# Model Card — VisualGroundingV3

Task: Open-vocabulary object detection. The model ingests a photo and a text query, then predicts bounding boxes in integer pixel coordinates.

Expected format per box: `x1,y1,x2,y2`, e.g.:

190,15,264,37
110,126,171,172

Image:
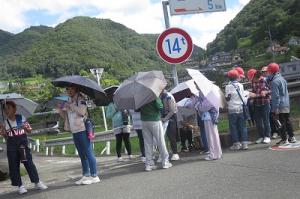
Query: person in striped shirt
0,101,47,194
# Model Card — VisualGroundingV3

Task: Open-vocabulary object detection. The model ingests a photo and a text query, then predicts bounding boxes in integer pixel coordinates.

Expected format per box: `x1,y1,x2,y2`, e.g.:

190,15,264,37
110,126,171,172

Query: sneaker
75,176,90,185
241,142,248,150
200,150,209,154
263,137,271,144
156,156,162,163
162,162,173,169
170,154,180,161
82,176,100,184
0,146,3,152
204,156,216,161
35,181,48,190
288,137,297,143
145,165,157,172
117,157,124,162
141,156,146,163
276,139,289,146
128,155,133,160
230,142,241,150
18,185,28,194
255,138,264,144
271,133,278,139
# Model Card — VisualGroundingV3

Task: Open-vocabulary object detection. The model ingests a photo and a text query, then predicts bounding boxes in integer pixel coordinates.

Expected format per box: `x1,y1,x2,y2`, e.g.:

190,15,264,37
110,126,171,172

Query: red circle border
156,27,193,64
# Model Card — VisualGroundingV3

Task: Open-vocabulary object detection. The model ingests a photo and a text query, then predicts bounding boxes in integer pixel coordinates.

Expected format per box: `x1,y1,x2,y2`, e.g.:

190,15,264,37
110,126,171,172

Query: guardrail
40,129,137,156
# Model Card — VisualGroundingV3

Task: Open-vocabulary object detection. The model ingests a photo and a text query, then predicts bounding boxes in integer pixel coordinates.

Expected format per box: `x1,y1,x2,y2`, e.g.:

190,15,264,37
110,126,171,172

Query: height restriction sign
156,27,193,64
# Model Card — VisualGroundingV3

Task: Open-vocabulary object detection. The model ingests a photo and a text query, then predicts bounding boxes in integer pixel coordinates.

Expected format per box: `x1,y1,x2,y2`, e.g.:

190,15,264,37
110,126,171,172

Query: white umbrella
170,80,199,102
186,69,224,109
0,93,38,121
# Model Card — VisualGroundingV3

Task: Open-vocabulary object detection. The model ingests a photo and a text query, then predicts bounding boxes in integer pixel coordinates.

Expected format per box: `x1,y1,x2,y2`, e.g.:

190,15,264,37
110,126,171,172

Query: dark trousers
7,148,39,186
279,113,294,140
198,117,208,151
270,112,278,136
254,104,271,138
136,129,145,157
180,128,193,148
166,118,178,154
115,133,131,157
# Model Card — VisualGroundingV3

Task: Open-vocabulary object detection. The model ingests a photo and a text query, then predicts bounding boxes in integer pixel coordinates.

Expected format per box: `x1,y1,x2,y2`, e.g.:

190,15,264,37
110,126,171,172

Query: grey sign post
90,68,110,155
162,0,226,86
162,1,179,86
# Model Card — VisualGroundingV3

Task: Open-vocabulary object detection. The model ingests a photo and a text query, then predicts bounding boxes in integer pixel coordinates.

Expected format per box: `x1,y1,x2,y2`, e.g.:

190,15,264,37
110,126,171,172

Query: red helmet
235,67,245,78
267,63,280,73
227,69,239,79
247,69,257,81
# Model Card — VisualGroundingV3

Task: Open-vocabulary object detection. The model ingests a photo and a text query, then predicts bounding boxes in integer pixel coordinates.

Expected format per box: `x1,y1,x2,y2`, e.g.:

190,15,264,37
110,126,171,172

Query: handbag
231,83,251,121
76,97,95,140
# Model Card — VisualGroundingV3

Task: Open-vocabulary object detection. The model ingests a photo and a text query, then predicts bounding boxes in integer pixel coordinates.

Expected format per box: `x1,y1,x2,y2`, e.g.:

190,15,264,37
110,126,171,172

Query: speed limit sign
156,27,193,64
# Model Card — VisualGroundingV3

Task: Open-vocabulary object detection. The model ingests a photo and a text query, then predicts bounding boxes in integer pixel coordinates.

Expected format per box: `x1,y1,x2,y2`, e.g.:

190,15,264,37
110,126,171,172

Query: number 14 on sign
165,37,186,54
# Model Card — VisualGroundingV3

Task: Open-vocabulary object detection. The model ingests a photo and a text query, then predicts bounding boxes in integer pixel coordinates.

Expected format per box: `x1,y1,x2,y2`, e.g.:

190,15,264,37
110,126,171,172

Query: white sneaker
156,156,162,163
170,154,180,161
162,162,173,169
230,142,241,150
117,157,124,162
141,157,146,163
18,185,28,194
145,165,157,172
288,137,297,143
271,133,278,139
75,176,90,185
255,138,264,144
82,176,100,185
263,137,271,144
35,181,48,190
0,146,3,152
241,142,248,150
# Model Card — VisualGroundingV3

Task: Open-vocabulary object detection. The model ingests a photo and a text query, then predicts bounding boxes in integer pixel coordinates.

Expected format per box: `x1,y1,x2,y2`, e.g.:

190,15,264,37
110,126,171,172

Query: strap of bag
231,82,246,106
6,118,15,134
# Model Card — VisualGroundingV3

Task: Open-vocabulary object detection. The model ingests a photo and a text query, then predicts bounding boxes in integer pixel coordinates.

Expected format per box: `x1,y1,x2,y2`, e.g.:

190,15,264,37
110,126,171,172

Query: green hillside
0,16,204,81
206,0,300,66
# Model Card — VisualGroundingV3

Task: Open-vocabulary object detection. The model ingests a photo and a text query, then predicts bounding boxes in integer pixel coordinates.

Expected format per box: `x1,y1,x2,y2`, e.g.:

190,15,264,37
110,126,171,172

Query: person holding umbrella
0,101,48,194
106,102,133,162
57,86,100,185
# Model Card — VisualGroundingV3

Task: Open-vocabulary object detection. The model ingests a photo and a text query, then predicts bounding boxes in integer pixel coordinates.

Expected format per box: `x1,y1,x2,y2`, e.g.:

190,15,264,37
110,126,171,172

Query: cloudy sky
0,0,250,49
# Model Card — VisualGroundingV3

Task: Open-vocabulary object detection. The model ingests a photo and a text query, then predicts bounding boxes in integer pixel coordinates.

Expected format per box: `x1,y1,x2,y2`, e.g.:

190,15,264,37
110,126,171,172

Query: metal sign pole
90,68,110,155
162,1,179,86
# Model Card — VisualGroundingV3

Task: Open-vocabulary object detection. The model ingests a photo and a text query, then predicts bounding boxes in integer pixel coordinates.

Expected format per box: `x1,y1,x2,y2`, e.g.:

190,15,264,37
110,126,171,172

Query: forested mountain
0,16,204,80
206,0,300,66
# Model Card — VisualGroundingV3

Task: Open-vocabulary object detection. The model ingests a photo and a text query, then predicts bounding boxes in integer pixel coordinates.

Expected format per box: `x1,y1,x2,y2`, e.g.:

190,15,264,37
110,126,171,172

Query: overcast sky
0,0,250,49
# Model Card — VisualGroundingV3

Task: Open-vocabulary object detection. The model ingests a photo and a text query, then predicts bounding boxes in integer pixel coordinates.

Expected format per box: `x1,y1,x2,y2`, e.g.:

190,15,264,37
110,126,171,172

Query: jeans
7,147,39,186
73,131,98,177
228,113,248,143
115,133,132,157
279,113,294,140
254,104,271,138
198,117,208,151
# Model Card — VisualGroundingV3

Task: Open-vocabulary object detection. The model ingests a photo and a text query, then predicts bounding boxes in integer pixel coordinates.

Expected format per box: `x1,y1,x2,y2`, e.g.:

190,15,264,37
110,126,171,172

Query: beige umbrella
113,71,167,110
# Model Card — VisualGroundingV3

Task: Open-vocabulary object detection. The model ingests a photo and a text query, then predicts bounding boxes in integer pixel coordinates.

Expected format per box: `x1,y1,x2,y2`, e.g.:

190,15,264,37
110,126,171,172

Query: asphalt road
0,137,300,199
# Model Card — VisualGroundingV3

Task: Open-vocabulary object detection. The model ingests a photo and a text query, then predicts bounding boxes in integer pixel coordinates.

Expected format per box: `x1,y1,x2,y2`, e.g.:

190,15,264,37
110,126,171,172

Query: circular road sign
156,27,193,64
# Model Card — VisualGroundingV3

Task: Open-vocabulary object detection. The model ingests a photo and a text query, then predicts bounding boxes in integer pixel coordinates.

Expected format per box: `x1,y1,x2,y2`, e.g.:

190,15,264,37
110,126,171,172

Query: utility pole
267,26,275,62
162,1,179,86
90,68,110,155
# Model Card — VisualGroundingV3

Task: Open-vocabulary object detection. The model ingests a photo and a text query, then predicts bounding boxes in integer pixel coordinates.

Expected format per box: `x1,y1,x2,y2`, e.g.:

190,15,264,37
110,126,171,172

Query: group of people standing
226,63,297,150
0,62,296,195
